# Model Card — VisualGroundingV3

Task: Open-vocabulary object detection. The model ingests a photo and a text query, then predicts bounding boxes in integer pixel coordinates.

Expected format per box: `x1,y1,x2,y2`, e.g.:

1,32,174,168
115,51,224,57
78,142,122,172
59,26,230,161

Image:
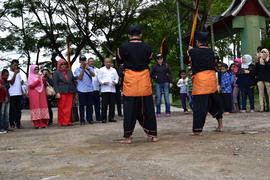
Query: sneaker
250,110,255,113
0,130,7,134
165,114,171,117
240,110,246,113
156,114,161,118
109,119,117,122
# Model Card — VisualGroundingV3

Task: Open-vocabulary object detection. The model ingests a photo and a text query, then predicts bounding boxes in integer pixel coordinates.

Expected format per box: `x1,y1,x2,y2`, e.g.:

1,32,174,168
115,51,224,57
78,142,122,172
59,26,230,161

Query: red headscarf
28,65,44,93
57,59,68,80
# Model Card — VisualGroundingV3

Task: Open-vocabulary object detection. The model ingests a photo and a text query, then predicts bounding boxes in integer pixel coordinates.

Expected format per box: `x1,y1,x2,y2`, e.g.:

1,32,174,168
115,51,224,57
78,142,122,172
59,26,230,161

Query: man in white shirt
8,60,23,128
97,58,119,123
88,57,101,122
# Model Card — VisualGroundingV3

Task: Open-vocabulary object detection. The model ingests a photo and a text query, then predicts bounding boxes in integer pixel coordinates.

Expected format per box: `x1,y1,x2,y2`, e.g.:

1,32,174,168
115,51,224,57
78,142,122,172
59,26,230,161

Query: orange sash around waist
192,70,217,95
123,69,152,97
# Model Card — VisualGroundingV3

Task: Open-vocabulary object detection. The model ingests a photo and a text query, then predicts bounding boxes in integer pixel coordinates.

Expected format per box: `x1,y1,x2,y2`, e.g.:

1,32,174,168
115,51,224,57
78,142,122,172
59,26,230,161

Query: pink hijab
28,65,44,93
232,58,241,74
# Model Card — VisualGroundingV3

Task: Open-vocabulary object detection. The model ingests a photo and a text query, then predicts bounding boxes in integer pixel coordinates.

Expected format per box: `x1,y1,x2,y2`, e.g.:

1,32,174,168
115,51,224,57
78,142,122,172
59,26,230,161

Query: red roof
237,0,269,16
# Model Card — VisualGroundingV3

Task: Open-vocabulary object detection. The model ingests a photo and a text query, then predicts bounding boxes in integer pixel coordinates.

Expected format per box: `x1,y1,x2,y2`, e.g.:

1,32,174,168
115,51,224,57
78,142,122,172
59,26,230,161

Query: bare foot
215,127,224,132
120,138,132,144
190,132,203,136
151,137,159,142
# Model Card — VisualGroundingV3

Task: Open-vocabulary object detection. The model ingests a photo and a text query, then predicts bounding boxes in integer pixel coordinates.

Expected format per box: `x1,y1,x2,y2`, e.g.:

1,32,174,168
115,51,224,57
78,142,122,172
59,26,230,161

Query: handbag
46,84,56,96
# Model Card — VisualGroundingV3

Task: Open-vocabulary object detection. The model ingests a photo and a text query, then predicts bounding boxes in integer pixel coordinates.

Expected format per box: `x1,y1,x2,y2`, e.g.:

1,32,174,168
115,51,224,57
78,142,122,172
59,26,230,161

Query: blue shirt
74,67,94,92
221,72,233,93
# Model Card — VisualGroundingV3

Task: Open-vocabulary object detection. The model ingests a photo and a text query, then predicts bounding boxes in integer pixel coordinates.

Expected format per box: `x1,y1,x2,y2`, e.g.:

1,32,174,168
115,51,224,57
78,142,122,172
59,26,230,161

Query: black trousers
47,96,53,124
92,91,101,121
221,93,232,112
78,92,93,123
193,93,223,133
115,85,122,116
101,92,115,122
123,95,157,138
9,95,22,128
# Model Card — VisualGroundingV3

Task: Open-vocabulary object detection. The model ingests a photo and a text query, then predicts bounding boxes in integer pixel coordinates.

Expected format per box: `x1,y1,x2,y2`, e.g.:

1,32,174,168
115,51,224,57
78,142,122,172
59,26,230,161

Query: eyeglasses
261,51,267,53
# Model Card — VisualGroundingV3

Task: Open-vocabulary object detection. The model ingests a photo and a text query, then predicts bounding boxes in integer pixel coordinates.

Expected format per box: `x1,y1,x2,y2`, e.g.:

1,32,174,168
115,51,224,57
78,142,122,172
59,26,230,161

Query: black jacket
236,64,256,88
150,63,172,83
53,70,77,94
255,61,270,82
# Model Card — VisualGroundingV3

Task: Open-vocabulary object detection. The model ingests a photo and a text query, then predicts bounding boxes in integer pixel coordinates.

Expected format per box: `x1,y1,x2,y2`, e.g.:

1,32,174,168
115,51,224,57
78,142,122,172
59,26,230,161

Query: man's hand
169,83,173,88
244,70,250,74
259,59,265,65
81,63,86,69
55,93,61,99
14,69,20,74
217,85,221,93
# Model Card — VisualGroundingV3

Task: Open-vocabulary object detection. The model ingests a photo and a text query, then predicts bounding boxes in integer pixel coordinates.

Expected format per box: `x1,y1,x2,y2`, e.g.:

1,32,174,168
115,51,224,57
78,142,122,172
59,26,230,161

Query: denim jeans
155,82,170,114
0,101,10,130
240,87,254,110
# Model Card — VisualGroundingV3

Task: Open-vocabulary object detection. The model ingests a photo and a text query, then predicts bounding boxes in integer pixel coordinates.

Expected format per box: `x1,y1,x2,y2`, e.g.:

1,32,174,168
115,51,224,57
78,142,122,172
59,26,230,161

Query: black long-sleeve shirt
117,40,152,71
185,47,215,75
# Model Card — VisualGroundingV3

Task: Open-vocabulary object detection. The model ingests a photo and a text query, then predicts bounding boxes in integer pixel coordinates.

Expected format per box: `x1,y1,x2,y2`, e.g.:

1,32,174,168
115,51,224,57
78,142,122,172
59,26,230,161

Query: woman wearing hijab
255,48,270,112
28,65,49,128
236,55,256,113
53,59,77,126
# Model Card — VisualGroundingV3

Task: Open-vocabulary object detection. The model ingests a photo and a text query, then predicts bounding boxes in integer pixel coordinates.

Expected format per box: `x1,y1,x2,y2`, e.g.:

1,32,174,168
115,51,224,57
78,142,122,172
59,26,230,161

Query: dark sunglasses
261,51,267,53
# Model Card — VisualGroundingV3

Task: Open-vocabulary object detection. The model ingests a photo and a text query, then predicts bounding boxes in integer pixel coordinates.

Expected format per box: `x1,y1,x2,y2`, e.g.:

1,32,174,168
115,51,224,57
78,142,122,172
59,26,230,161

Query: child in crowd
236,55,256,112
97,58,119,123
0,69,10,134
177,70,189,113
220,63,234,114
231,58,242,112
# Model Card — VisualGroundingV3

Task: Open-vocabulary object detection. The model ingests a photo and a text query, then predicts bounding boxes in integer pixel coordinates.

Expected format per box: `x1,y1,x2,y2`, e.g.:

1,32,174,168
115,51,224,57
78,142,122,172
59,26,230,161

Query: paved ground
0,106,270,180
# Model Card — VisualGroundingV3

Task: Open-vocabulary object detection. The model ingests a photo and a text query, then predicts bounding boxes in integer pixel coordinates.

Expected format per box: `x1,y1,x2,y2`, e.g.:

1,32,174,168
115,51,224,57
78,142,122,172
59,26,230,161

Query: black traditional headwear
128,25,142,35
195,31,209,43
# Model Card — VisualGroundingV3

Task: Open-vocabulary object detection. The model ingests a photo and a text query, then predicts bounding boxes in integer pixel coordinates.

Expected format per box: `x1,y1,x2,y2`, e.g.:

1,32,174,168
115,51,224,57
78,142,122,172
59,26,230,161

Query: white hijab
241,55,252,69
